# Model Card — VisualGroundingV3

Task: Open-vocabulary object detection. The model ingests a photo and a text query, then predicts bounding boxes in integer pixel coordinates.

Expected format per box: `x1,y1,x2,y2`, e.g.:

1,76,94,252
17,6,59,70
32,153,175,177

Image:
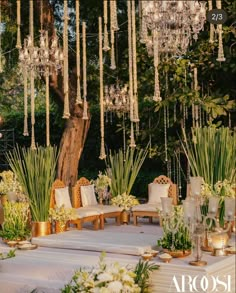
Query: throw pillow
55,187,72,209
148,183,170,204
81,184,98,207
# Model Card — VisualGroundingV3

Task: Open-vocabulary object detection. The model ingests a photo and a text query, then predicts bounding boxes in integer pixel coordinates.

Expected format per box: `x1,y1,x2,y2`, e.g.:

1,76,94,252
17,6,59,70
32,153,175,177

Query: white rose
107,281,123,292
97,272,113,282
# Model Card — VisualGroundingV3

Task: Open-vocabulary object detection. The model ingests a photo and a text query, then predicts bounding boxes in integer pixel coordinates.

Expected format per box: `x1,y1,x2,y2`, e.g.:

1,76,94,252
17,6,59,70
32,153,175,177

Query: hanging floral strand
29,0,36,149
62,0,70,119
103,0,110,51
153,29,161,102
216,0,225,62
127,0,133,122
131,0,139,123
16,0,21,49
23,62,29,136
0,1,3,73
99,17,106,160
208,0,214,43
75,0,82,105
82,22,88,120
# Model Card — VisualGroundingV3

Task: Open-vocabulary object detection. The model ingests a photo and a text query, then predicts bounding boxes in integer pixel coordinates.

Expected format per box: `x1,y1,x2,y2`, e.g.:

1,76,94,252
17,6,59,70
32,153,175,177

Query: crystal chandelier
140,1,207,56
19,31,63,75
104,83,130,114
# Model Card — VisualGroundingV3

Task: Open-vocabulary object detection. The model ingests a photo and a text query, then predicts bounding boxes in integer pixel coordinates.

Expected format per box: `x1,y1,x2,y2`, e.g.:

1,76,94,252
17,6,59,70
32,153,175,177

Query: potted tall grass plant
182,126,236,226
6,146,58,237
106,146,148,197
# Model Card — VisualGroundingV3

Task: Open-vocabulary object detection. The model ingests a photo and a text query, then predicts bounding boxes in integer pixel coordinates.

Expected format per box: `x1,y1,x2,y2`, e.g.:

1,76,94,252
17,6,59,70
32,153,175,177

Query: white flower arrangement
62,253,159,293
93,172,111,193
201,179,235,202
111,193,139,211
0,170,22,194
49,205,78,224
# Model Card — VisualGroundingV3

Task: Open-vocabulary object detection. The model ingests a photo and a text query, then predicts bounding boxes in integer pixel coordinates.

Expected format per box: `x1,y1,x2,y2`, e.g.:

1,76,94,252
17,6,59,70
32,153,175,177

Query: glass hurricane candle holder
190,176,203,197
161,197,173,216
208,197,219,217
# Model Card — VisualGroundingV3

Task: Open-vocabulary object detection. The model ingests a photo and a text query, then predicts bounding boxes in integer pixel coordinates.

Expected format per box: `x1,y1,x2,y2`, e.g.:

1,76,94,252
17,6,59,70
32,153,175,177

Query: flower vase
121,210,130,225
55,221,67,233
32,221,51,237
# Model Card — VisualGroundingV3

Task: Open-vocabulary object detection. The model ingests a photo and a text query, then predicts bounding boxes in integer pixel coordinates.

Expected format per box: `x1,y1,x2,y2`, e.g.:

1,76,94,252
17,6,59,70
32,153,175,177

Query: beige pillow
55,187,72,209
148,183,170,204
81,184,98,207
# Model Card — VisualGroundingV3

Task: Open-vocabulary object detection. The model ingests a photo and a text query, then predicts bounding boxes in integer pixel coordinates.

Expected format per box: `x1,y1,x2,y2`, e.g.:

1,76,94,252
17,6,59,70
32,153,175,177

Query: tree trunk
57,115,91,186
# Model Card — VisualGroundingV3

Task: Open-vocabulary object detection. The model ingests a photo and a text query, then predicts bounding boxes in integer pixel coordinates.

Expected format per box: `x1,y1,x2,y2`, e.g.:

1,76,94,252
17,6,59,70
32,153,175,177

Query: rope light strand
99,17,106,160
103,0,110,51
75,0,82,105
194,67,199,127
62,0,70,119
110,29,116,69
130,121,136,148
82,22,88,120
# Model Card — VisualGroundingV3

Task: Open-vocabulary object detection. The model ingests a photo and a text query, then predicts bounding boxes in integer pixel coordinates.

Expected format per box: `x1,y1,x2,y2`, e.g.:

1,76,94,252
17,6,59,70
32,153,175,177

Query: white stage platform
31,229,158,255
0,222,235,293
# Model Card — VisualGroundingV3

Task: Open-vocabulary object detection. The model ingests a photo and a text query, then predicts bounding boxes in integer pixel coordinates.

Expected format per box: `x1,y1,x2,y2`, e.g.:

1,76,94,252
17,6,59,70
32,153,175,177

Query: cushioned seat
132,175,178,225
72,177,122,229
131,203,162,212
50,179,100,230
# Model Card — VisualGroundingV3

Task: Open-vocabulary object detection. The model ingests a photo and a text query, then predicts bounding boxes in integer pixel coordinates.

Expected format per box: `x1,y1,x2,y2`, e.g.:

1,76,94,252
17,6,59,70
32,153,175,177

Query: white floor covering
31,220,161,255
0,219,235,293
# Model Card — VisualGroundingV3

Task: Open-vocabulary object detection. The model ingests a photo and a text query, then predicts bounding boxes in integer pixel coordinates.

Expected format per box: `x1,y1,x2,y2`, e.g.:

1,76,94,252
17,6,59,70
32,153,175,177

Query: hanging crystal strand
29,0,36,149
75,0,82,105
45,67,50,146
164,106,168,163
178,151,182,199
122,113,126,157
185,105,188,120
132,0,139,123
216,1,225,62
153,29,161,102
174,103,176,122
82,21,88,120
99,17,106,159
127,0,134,122
148,116,152,158
173,153,176,184
23,65,29,136
63,0,70,118
228,112,231,128
103,0,110,51
130,121,136,148
208,0,214,43
16,0,21,49
199,105,202,128
194,67,199,127
0,1,3,73
167,158,171,181
183,103,186,129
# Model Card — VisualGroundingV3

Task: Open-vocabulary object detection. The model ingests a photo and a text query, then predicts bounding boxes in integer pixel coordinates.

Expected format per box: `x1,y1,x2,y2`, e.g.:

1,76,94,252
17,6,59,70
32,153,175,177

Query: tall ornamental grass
182,126,236,186
106,147,148,197
6,146,58,222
